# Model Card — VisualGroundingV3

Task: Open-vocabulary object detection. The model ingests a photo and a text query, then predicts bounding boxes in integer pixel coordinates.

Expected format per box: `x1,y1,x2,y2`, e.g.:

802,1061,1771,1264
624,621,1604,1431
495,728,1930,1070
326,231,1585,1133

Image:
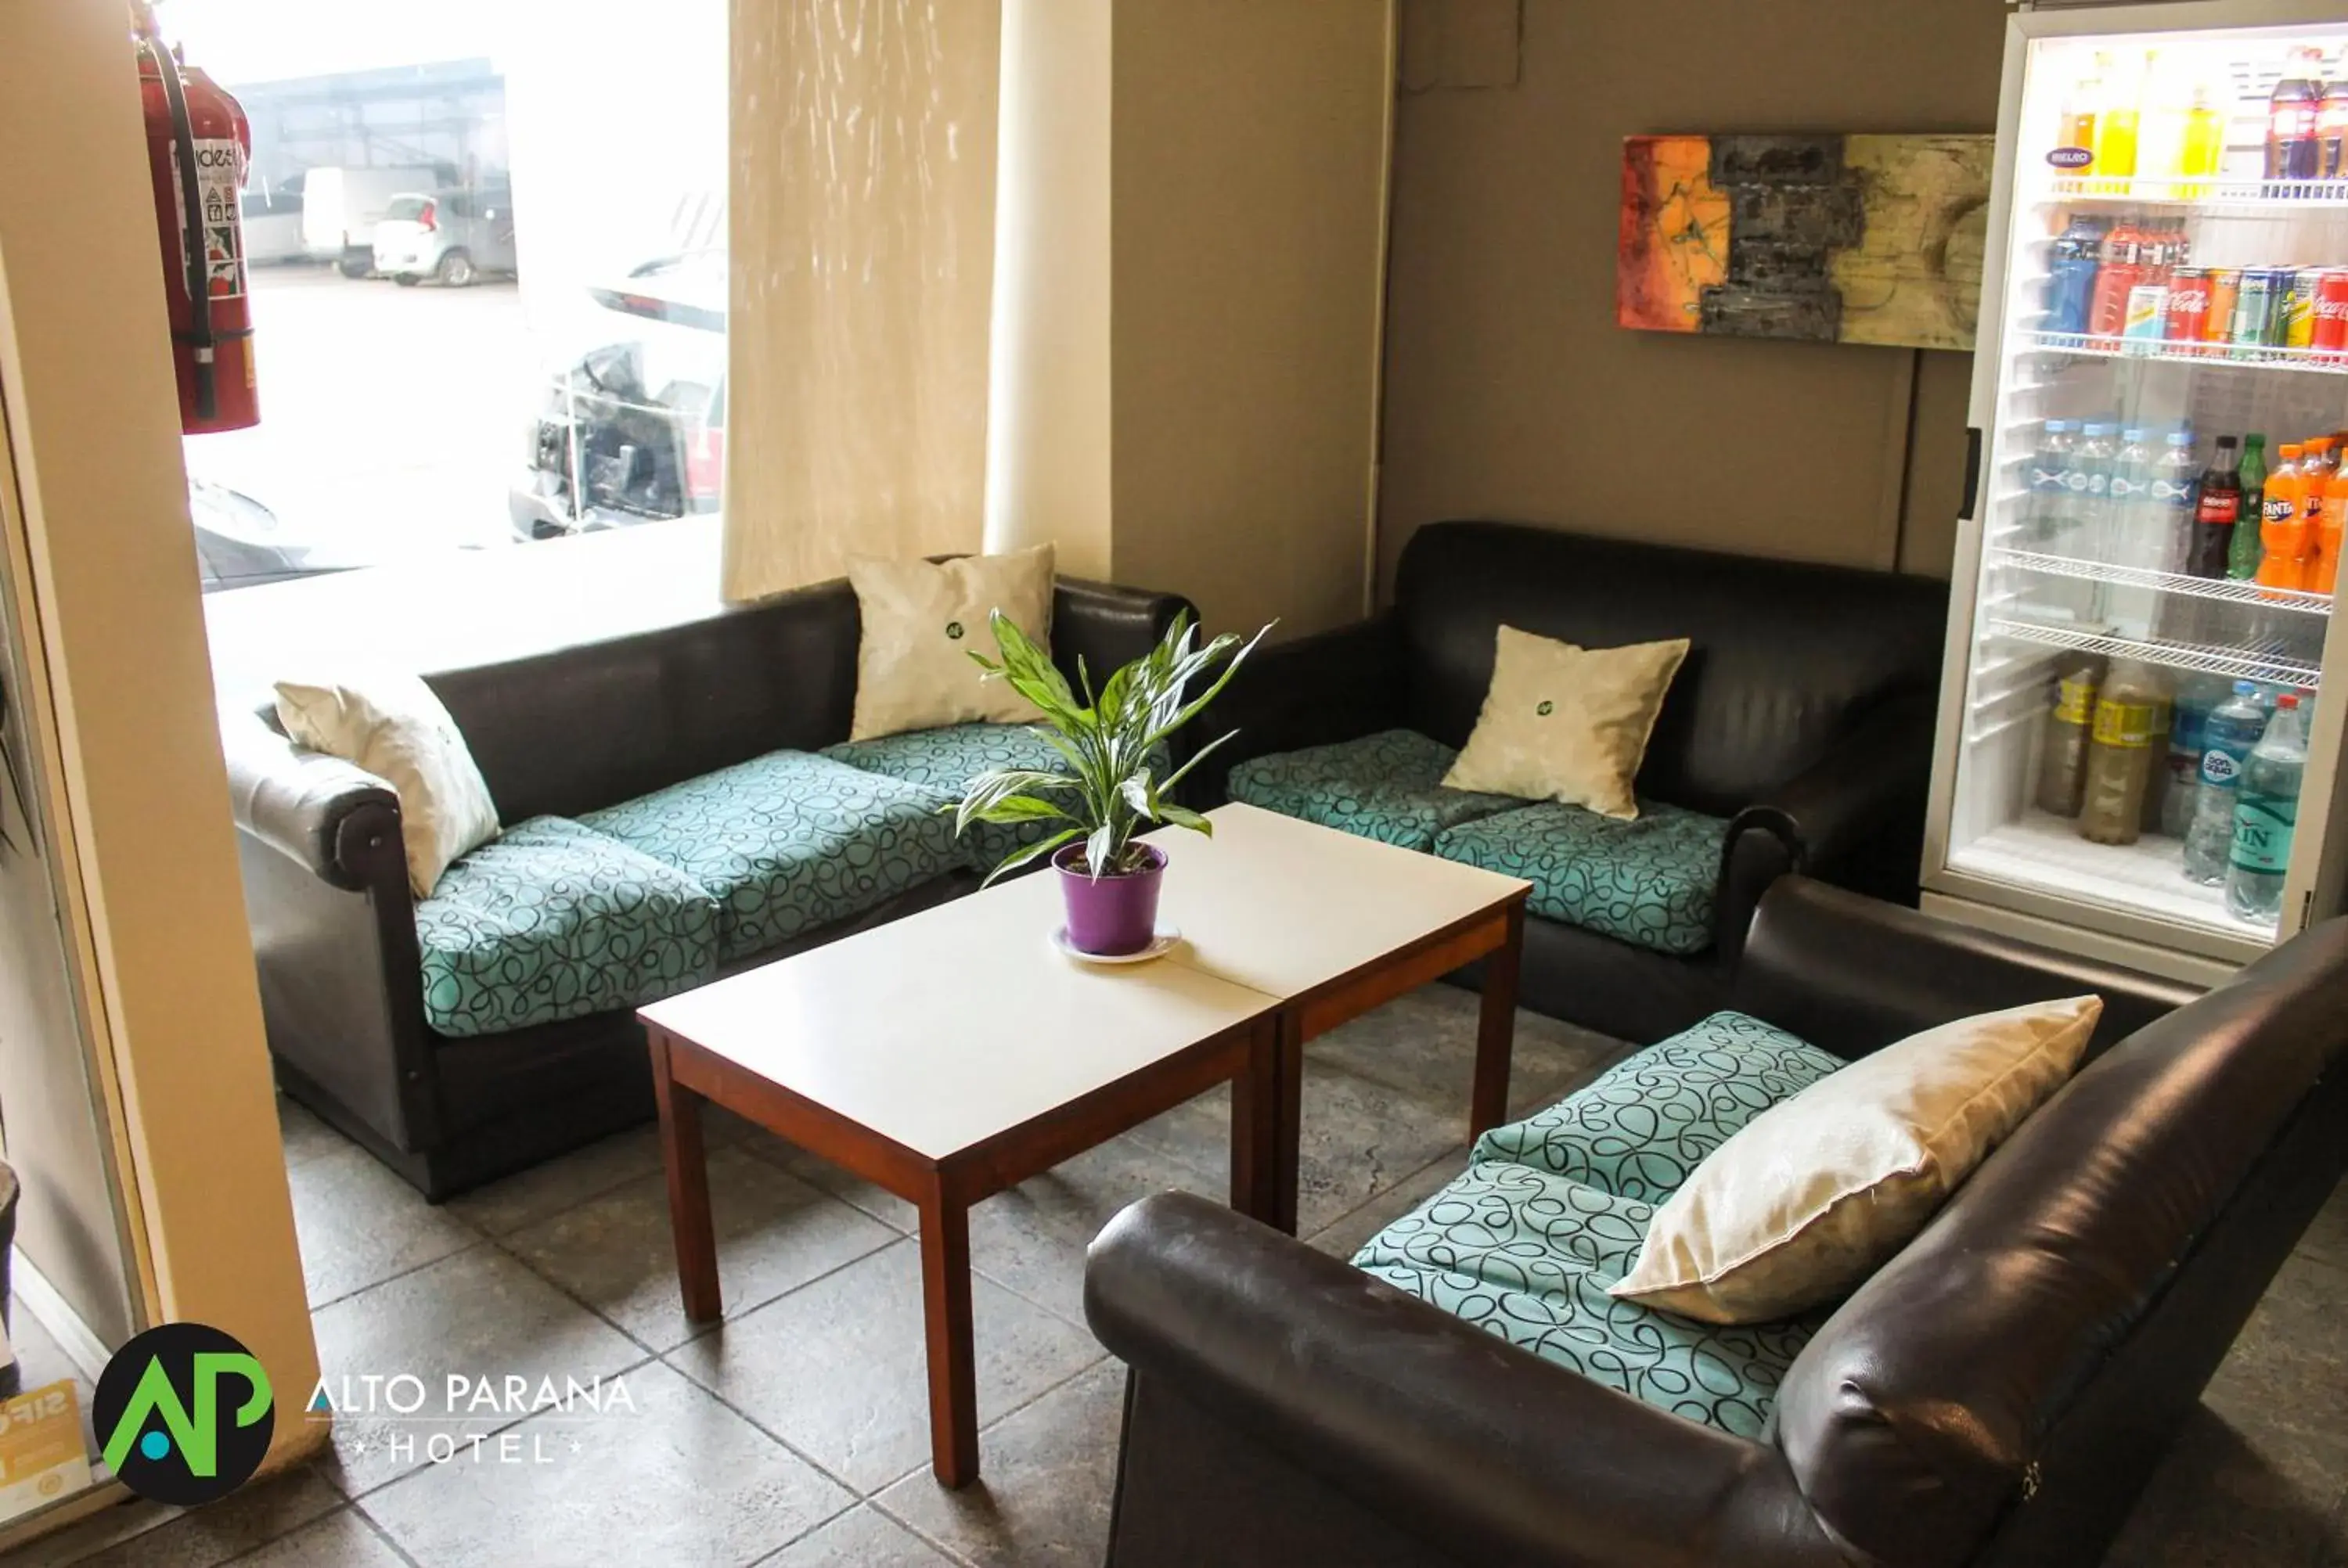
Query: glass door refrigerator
1927,0,2348,985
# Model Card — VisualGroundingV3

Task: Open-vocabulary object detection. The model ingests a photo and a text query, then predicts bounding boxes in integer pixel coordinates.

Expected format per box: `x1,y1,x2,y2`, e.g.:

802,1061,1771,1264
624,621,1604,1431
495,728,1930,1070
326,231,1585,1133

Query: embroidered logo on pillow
946,621,965,640
1536,699,1554,716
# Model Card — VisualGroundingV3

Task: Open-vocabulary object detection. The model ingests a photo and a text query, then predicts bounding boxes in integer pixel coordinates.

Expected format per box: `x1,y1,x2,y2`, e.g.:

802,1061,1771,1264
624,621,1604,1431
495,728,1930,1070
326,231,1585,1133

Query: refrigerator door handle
1959,425,1983,523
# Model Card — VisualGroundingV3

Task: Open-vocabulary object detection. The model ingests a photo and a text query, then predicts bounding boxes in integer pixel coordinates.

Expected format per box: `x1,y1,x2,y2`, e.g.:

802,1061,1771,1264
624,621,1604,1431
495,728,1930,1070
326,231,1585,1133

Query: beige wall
1377,0,2004,590
0,0,321,1479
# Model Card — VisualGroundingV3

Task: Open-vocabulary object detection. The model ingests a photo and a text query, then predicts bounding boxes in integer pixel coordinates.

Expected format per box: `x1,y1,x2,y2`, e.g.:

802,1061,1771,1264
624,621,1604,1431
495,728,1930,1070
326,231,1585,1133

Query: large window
163,0,726,595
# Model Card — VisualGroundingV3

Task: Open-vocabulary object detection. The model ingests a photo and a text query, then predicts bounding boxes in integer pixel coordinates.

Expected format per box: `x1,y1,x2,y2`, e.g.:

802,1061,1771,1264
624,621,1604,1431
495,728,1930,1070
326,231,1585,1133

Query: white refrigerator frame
1925,0,2348,984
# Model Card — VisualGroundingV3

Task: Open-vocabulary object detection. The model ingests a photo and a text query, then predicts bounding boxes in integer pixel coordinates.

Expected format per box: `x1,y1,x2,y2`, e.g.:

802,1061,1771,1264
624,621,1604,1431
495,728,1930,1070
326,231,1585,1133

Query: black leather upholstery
225,573,1192,1199
1088,879,2348,1568
1199,522,1950,1040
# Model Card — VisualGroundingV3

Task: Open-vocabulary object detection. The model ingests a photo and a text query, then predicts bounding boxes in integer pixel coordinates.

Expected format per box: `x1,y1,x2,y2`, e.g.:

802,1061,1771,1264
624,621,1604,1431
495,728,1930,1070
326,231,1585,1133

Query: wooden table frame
1255,893,1527,1235
646,1009,1282,1490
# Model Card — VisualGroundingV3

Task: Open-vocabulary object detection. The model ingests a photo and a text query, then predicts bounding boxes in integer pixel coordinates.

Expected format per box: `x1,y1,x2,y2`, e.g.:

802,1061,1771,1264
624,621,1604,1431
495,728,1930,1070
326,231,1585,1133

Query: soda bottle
2321,76,2348,178
2268,47,2325,183
2259,442,2310,590
2035,653,2103,818
2059,69,2101,171
2044,216,2104,337
2230,433,2268,578
2080,661,2168,845
2188,433,2243,577
2094,53,2145,192
2152,430,2201,574
2183,681,2271,883
2225,692,2307,922
2317,444,2347,593
2179,74,2228,196
2088,223,2144,340
2067,421,2121,564
2025,419,2079,546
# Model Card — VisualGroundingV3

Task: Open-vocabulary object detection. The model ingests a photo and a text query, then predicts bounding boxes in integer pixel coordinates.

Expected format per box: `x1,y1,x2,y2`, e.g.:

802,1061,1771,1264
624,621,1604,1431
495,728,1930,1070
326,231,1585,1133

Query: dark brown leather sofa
1194,520,1952,1043
223,573,1190,1200
1086,877,2348,1568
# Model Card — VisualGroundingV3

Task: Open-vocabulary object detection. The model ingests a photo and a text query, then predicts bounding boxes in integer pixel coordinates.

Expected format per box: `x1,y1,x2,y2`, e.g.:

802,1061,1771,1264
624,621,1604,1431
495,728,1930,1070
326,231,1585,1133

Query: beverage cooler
1928,0,2348,985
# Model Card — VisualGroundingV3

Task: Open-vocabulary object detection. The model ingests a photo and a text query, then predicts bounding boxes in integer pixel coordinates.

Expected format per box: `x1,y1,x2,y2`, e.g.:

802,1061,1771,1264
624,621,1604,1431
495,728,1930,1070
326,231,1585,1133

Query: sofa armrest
1732,876,2199,1061
1726,693,1936,897
1187,613,1408,804
1050,577,1194,693
220,704,406,892
1086,1192,1844,1568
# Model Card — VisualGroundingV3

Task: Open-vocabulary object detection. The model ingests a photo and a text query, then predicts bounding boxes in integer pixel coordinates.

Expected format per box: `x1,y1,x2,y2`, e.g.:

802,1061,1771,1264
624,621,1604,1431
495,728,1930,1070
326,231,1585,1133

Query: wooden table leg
1270,1009,1305,1235
1229,1013,1283,1226
917,1176,979,1488
652,1032,722,1323
1470,901,1525,1141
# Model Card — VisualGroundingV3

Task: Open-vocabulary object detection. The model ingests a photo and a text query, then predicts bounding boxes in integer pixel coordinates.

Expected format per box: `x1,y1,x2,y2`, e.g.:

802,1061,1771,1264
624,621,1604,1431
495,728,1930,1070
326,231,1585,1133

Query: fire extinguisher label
170,138,245,301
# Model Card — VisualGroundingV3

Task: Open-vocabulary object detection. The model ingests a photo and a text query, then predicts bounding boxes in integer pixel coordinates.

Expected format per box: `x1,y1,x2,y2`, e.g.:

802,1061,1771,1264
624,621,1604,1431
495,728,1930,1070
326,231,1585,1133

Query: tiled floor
19,985,2348,1567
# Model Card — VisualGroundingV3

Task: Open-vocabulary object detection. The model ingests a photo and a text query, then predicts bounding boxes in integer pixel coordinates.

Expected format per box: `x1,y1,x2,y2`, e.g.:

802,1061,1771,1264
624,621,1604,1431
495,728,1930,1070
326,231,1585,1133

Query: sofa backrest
1393,521,1950,815
1769,916,2348,1568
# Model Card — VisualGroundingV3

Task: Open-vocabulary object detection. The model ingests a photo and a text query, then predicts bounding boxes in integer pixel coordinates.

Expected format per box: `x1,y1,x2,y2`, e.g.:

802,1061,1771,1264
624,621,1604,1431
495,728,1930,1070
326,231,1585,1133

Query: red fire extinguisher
133,2,258,433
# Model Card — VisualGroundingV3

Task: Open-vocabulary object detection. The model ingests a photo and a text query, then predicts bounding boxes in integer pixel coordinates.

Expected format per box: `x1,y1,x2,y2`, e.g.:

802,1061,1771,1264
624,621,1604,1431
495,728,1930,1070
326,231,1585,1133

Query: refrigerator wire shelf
1950,812,2279,945
2022,333,2348,375
1993,548,2335,614
2037,174,2348,210
1985,615,2322,689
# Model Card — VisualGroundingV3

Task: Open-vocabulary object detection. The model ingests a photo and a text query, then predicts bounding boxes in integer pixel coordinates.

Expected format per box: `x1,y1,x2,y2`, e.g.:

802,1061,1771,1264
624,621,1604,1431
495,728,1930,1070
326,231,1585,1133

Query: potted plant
953,609,1269,956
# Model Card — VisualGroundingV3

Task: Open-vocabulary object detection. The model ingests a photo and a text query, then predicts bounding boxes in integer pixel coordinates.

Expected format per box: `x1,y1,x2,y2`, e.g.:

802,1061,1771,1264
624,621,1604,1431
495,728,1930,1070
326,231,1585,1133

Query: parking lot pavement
180,262,538,559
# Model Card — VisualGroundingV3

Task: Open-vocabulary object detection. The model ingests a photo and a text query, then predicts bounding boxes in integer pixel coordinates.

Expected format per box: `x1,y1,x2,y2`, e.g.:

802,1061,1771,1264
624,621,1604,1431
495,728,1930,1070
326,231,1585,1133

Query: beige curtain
722,0,1003,601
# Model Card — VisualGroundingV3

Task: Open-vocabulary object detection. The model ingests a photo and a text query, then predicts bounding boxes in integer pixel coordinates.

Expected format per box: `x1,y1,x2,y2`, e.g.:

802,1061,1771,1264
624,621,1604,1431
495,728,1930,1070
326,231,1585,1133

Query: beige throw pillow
274,673,502,899
1440,626,1688,819
1610,994,2102,1325
848,545,1056,740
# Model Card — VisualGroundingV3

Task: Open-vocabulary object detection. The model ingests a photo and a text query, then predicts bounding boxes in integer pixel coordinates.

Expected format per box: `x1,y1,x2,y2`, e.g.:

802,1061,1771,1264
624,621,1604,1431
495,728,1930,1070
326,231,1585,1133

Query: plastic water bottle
2063,421,2121,565
2026,419,2078,548
2151,431,2201,574
2183,681,2268,883
2225,692,2307,922
2104,427,2160,636
2158,674,2223,839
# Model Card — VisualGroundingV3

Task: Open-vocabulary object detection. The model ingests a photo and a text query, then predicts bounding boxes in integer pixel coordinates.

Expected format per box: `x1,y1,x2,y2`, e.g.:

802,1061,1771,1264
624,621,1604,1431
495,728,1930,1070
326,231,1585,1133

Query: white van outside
301,166,449,276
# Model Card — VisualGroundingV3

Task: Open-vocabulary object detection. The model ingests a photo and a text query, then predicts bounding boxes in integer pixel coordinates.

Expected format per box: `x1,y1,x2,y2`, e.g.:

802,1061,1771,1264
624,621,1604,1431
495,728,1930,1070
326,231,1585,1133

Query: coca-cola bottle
2269,46,2325,183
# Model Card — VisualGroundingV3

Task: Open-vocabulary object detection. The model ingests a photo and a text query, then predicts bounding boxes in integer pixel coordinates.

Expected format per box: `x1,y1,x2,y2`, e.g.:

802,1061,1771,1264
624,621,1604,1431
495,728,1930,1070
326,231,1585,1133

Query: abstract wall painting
1617,133,1992,351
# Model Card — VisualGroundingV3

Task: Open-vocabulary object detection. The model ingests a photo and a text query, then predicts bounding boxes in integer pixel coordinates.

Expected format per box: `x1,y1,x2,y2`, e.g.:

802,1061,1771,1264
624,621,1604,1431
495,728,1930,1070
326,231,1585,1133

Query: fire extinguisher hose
143,38,217,423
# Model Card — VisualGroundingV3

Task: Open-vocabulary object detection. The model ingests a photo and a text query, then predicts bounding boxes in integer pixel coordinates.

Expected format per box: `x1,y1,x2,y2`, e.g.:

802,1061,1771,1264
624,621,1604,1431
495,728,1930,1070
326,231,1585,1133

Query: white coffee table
640,803,1528,1487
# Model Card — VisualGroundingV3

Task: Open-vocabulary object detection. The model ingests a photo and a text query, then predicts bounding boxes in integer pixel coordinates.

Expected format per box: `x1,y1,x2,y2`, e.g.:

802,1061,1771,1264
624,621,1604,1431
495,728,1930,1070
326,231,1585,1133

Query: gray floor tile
290,1142,477,1309
308,1244,646,1496
961,1137,1219,1326
1305,1146,1471,1262
735,1130,918,1234
2196,1253,2348,1501
876,1360,1125,1568
761,1505,956,1568
2105,1404,2346,1568
2298,1176,2348,1271
445,1124,671,1239
504,1142,898,1352
1305,984,1627,1125
231,1509,408,1568
668,1239,1105,1494
275,1096,348,1173
27,1469,339,1568
1126,1061,1463,1238
365,1361,851,1568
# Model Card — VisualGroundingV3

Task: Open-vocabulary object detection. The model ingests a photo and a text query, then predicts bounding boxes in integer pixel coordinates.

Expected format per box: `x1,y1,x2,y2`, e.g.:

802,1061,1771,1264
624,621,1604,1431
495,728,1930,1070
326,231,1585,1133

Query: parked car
238,185,307,267
372,187,517,287
189,480,366,592
507,250,725,541
301,164,453,277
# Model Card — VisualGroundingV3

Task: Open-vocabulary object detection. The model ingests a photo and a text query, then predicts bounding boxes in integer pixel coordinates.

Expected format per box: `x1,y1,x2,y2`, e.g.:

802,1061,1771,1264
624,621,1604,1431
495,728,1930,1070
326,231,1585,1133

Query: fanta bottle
2317,453,2346,595
2260,444,2310,591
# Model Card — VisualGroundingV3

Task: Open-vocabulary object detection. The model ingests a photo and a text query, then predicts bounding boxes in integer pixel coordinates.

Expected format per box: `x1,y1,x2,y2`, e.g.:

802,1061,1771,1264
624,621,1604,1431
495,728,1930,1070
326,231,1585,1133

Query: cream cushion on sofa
848,545,1055,740
1441,626,1688,820
275,672,501,898
1610,994,2102,1324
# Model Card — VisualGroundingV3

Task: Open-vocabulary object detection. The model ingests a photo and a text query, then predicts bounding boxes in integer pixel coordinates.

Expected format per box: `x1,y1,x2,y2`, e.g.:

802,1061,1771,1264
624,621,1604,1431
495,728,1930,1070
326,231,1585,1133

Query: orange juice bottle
2260,444,2310,590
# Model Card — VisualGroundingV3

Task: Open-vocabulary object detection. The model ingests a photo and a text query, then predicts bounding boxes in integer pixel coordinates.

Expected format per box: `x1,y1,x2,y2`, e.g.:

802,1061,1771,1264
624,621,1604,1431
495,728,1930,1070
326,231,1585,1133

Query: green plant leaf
1155,801,1212,833
981,826,1081,888
966,793,1075,826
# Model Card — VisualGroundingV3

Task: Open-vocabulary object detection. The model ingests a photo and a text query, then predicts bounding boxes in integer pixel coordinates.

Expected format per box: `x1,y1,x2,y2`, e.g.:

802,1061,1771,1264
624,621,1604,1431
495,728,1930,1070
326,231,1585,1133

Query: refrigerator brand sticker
2047,146,2094,170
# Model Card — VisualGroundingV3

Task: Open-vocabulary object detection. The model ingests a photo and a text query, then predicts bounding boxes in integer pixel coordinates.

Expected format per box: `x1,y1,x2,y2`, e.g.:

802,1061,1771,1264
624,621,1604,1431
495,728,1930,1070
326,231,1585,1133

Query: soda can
2123,284,2170,353
2283,268,2321,350
2202,268,2242,351
2313,268,2348,359
2164,268,2212,351
2231,268,2285,356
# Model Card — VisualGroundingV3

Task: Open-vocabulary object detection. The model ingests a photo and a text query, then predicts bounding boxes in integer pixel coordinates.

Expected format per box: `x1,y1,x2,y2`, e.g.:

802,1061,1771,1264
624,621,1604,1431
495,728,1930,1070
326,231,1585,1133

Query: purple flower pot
1056,843,1166,956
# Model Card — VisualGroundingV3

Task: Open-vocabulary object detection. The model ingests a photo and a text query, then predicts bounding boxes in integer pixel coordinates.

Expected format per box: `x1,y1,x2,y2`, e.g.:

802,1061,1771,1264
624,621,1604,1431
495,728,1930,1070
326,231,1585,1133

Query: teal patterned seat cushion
414,816,720,1038
1472,1010,1846,1203
582,750,960,962
1353,1167,1818,1437
1225,728,1516,851
822,723,1071,876
1431,800,1730,956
